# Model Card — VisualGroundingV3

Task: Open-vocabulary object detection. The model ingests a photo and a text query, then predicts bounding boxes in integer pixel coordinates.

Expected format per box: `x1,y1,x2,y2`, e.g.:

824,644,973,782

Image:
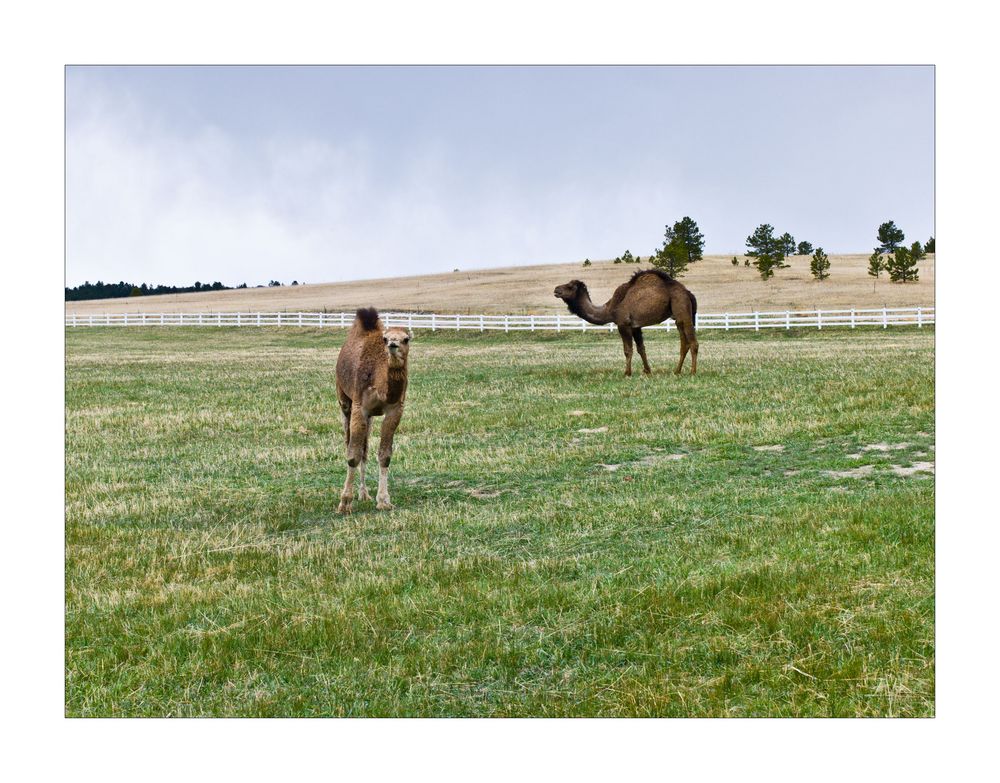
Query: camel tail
355,307,380,331
688,291,698,325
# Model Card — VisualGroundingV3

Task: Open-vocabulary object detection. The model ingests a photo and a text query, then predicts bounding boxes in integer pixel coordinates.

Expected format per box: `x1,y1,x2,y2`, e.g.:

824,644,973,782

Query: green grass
65,326,934,716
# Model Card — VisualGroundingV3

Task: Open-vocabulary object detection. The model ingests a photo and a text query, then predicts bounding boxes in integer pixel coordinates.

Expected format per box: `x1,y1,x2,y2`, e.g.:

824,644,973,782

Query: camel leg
376,404,404,510
339,406,370,513
684,321,699,375
674,324,688,375
618,325,635,377
357,423,372,501
355,412,372,501
338,466,357,514
633,327,652,375
338,394,352,447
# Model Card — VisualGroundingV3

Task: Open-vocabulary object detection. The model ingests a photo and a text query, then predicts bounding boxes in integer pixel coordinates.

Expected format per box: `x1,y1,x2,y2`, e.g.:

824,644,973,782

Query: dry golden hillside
65,253,934,316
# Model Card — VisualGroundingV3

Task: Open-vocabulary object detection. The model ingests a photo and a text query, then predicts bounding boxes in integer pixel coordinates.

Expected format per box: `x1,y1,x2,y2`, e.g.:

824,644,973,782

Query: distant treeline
65,279,300,301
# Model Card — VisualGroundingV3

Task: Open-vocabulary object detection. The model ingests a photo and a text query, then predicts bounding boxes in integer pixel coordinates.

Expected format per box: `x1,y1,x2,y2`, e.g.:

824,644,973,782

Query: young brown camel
335,307,412,513
554,269,699,376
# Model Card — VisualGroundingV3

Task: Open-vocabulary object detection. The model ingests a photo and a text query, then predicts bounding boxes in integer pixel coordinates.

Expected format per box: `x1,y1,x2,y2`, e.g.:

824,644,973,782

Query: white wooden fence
64,306,934,331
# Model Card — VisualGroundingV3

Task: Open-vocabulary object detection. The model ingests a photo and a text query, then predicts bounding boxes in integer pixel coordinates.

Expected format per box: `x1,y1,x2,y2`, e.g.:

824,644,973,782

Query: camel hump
355,307,380,331
630,268,675,286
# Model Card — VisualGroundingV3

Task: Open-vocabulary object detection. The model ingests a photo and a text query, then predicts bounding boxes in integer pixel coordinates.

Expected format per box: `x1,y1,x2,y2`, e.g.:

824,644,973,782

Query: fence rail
65,306,934,331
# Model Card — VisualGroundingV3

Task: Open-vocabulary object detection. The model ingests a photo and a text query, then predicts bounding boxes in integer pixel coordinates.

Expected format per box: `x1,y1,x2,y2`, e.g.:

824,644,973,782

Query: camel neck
385,363,408,403
570,292,612,325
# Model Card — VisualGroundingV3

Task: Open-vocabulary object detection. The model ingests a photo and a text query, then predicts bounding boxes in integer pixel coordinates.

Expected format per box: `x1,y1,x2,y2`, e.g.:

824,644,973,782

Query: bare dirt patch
825,465,876,479
889,462,934,477
754,445,785,452
578,427,609,434
848,442,911,459
598,451,686,472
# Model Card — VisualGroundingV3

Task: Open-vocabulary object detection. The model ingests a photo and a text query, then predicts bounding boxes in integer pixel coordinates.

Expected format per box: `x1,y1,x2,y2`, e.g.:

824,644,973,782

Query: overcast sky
65,65,933,287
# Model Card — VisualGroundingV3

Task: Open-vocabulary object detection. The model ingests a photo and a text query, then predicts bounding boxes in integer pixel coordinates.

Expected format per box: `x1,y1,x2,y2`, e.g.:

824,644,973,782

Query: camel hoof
358,489,372,502
337,499,352,514
376,500,393,511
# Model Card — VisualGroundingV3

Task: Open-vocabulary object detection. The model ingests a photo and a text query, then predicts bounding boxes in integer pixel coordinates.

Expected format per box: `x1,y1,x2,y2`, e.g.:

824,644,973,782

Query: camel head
382,326,412,368
553,279,588,302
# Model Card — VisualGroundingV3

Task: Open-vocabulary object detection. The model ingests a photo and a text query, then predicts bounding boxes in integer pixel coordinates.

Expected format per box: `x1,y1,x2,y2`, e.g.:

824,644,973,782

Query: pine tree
731,256,739,266
652,226,690,277
672,216,705,264
779,232,797,258
583,258,592,266
745,224,787,280
876,220,905,255
797,240,813,255
885,246,919,282
884,243,921,282
868,250,884,279
924,236,935,253
810,247,830,280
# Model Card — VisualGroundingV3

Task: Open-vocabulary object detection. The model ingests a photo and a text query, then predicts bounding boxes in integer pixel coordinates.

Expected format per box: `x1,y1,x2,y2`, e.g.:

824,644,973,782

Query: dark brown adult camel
554,269,699,376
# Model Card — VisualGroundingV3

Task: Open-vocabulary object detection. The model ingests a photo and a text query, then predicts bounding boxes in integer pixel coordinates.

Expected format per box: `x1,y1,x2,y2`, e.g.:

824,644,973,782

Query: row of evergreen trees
64,280,236,301
65,279,304,301
585,217,932,285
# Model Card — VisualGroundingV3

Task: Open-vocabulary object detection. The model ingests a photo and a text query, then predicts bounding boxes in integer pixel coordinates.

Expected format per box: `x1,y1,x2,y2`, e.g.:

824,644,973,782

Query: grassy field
64,252,935,316
65,325,934,717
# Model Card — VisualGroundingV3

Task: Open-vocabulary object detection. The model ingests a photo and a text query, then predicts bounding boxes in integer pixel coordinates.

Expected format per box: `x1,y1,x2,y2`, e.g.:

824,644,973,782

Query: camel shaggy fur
335,307,412,512
554,269,699,375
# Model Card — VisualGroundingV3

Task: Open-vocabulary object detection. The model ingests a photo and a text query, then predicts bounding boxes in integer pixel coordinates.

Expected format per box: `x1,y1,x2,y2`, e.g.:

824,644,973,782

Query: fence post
917,307,923,328
530,314,535,332
724,313,730,331
816,309,821,330
786,311,791,330
556,313,561,332
882,306,888,329
504,315,509,333
851,308,855,329
161,313,166,326
480,314,484,332
432,313,436,332
754,311,760,332
298,312,303,327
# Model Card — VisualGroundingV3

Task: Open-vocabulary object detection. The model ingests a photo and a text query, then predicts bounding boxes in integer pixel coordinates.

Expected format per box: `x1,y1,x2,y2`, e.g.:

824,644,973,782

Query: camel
335,307,412,513
554,269,699,376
